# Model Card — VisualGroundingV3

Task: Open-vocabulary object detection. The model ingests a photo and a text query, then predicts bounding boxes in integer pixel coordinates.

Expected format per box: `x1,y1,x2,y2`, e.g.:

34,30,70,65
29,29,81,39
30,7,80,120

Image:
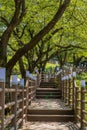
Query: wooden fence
37,72,56,85
0,69,36,130
61,70,87,129
0,68,87,129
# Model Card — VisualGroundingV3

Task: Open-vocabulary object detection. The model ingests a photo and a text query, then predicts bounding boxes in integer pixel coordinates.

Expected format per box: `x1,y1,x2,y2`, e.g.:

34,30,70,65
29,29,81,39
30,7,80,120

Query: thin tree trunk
19,58,26,78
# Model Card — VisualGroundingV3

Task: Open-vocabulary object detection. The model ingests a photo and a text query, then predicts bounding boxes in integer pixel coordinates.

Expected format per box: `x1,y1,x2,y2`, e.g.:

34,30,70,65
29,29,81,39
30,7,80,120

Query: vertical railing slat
0,81,5,130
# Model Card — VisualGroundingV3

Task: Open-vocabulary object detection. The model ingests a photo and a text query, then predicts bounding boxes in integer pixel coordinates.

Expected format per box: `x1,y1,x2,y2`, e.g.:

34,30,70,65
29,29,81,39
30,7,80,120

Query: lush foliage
0,0,87,77
76,72,87,87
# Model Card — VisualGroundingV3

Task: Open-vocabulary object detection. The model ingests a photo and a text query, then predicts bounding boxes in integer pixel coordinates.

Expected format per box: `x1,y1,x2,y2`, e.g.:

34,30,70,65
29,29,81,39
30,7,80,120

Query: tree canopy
0,0,87,77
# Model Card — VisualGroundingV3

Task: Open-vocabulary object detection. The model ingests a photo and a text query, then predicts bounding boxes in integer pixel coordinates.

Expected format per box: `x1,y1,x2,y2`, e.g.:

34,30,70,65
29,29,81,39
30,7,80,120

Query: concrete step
27,114,74,122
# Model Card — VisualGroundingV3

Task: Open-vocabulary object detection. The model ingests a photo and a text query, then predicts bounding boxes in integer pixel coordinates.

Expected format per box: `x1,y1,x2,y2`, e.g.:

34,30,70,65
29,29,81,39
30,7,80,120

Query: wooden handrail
0,76,37,130
61,70,87,129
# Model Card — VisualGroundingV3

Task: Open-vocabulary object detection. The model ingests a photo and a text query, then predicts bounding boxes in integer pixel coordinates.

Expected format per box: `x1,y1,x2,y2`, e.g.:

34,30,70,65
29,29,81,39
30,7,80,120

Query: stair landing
28,99,71,110
19,121,80,130
19,99,80,130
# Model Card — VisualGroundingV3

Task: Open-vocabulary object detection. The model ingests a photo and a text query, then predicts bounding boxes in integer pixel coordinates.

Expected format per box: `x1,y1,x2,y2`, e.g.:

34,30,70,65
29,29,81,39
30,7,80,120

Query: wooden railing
61,70,87,129
0,68,87,129
37,72,57,86
0,69,37,130
75,87,87,128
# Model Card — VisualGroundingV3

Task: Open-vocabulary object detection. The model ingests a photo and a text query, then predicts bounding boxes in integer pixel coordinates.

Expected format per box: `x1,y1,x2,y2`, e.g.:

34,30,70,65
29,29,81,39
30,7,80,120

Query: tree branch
6,0,71,72
55,44,86,50
8,44,17,52
0,0,26,46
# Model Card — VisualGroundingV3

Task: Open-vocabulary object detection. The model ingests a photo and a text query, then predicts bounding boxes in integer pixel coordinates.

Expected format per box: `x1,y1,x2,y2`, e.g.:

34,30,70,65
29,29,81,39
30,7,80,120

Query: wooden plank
0,88,2,92
28,109,74,115
5,114,15,128
82,110,87,114
5,101,15,109
5,88,15,93
27,115,74,122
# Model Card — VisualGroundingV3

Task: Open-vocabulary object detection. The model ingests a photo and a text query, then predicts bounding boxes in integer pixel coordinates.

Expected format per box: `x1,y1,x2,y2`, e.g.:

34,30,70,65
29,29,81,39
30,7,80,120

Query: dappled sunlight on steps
19,121,80,130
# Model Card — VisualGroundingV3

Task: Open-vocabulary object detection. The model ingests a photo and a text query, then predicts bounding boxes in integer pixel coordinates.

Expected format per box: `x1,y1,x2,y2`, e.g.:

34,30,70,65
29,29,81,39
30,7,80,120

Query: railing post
72,78,75,110
59,73,62,89
48,72,51,81
25,77,29,121
23,84,27,122
44,72,45,82
74,87,78,123
61,71,64,101
0,68,5,130
64,76,67,103
72,72,76,110
26,71,32,121
66,76,68,105
64,77,66,102
29,78,31,105
61,77,64,101
40,73,41,85
11,75,18,130
41,71,44,82
37,73,40,86
19,79,24,128
62,78,64,101
67,77,69,105
34,78,36,99
31,78,33,100
80,80,85,129
35,78,37,98
68,74,72,106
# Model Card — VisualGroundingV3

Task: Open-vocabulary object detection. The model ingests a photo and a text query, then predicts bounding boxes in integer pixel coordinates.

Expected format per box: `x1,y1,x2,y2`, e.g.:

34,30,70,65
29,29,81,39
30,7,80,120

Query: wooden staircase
36,88,61,99
36,81,61,99
27,109,74,122
39,82,58,88
27,81,75,122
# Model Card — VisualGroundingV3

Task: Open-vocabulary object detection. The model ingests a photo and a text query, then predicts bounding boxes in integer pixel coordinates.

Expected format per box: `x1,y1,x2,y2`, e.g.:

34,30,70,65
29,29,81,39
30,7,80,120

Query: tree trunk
0,0,25,66
0,44,7,67
19,58,26,78
6,0,71,74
